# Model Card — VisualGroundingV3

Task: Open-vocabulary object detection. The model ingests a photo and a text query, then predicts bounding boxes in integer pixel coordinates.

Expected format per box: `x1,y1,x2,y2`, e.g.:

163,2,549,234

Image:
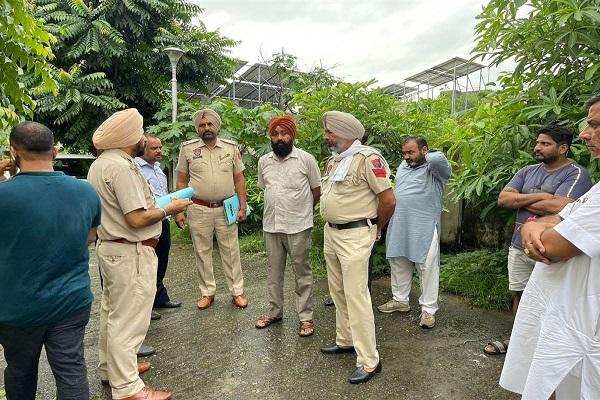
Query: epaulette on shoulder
357,148,378,158
181,138,201,147
220,138,239,146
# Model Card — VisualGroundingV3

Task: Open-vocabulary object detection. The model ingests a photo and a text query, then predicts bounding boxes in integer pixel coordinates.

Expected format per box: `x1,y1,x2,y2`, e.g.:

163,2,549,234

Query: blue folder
156,187,194,208
223,194,251,225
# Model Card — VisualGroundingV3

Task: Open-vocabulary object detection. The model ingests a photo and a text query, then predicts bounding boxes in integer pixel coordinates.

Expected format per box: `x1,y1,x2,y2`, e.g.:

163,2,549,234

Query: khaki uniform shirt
87,149,161,241
320,149,392,224
258,146,321,234
176,138,245,201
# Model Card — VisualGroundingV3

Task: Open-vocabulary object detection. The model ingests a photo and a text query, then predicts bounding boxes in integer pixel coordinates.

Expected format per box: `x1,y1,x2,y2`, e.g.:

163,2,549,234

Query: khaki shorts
507,245,536,292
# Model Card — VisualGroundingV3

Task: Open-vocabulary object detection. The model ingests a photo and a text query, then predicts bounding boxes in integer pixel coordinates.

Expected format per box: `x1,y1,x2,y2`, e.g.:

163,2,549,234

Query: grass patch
170,220,191,243
440,249,511,310
238,230,265,253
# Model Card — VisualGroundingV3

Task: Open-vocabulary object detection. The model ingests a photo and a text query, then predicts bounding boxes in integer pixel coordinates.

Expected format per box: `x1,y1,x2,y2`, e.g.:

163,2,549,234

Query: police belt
328,218,377,230
107,238,159,248
191,198,224,208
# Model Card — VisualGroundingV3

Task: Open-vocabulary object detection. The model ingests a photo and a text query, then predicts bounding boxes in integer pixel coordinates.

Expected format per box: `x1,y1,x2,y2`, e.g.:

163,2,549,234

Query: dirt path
0,242,518,399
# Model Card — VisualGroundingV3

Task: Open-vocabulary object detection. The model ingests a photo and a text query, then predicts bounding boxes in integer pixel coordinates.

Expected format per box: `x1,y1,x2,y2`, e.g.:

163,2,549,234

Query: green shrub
169,220,191,242
439,249,511,310
238,231,265,254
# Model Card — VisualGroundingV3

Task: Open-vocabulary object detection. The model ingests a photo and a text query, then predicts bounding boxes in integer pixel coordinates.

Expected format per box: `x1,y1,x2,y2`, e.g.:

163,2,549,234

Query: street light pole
163,47,185,190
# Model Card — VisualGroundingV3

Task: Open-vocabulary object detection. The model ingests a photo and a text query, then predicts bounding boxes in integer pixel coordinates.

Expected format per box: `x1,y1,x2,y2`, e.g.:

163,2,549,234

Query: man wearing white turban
88,108,192,400
175,108,249,310
319,111,396,384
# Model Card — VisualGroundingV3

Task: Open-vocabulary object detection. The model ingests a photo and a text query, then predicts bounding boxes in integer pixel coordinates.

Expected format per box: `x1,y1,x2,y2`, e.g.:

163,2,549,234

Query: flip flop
483,340,509,355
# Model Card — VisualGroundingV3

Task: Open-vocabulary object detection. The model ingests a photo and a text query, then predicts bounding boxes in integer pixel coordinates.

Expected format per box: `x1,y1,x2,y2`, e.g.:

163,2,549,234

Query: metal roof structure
209,63,293,108
205,56,489,112
383,57,488,112
383,83,418,99
405,57,484,86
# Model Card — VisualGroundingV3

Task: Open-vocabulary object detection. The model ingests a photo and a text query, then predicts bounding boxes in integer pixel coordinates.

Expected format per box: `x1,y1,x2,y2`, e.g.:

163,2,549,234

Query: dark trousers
0,305,91,400
153,219,172,307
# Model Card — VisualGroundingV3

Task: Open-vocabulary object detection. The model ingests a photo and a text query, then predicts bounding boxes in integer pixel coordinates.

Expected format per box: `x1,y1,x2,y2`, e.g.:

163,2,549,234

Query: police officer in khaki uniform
88,109,192,400
175,109,248,310
318,111,396,384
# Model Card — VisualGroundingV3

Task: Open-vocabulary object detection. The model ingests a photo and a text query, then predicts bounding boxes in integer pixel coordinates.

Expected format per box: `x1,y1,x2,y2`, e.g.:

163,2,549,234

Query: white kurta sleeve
555,184,600,258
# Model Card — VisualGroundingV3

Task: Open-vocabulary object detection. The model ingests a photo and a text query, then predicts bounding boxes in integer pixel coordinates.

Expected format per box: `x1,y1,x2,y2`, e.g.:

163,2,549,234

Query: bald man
88,109,191,400
319,111,395,384
254,115,321,337
175,109,248,310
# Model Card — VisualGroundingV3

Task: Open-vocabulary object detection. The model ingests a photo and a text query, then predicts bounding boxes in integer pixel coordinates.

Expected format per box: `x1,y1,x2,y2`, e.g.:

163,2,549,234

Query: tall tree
33,0,237,151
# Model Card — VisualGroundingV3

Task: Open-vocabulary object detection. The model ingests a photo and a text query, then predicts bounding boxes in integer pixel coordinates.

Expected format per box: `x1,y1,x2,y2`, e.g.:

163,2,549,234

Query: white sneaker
377,299,410,313
419,311,435,328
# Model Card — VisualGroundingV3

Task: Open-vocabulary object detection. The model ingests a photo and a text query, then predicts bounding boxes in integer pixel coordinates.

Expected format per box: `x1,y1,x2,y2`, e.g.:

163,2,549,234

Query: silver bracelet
159,208,167,219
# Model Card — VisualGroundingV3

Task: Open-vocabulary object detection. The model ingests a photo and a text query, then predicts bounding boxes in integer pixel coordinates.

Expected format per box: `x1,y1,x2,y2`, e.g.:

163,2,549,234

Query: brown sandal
298,320,314,337
255,315,282,329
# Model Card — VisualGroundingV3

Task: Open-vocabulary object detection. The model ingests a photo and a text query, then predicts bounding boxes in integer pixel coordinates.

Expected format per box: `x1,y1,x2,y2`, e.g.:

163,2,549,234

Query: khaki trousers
187,204,244,296
96,241,157,399
264,229,314,321
324,223,379,369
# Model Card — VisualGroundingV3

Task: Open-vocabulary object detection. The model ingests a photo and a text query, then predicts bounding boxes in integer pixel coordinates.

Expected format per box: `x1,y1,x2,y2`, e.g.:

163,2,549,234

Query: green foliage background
4,0,600,309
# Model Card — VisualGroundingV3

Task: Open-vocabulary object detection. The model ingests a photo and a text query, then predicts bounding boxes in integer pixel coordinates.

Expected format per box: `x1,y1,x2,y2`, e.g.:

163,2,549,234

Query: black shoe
323,297,335,307
348,362,382,384
151,310,161,320
320,344,356,354
136,344,156,357
154,300,182,309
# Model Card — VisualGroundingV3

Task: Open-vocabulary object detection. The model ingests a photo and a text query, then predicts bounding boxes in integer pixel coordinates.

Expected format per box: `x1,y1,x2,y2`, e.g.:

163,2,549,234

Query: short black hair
9,121,54,153
402,136,428,149
537,125,573,148
585,93,600,108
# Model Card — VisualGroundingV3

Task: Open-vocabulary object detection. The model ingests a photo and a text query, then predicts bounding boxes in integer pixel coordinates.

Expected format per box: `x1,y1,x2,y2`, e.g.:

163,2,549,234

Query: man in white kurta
500,94,600,399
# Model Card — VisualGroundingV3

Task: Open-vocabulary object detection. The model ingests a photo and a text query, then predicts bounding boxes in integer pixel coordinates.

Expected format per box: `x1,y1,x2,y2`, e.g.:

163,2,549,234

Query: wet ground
1,242,518,400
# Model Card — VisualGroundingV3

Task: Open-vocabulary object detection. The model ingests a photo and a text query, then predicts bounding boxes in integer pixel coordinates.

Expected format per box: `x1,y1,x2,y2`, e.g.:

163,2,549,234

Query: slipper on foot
483,339,509,355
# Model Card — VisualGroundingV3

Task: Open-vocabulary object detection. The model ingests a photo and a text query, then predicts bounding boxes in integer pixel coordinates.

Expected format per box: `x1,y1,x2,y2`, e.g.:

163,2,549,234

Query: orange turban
268,115,297,139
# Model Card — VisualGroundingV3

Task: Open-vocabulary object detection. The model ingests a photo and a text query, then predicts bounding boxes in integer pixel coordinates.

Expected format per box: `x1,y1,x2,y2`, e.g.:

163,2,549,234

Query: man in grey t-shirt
483,125,592,355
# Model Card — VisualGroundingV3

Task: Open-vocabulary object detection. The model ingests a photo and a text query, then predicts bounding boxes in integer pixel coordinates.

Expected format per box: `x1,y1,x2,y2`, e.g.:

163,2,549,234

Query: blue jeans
0,304,91,400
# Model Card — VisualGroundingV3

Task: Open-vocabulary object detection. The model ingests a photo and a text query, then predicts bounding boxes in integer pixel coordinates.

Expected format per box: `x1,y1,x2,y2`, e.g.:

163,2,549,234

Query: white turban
322,111,365,140
192,109,222,133
93,108,143,150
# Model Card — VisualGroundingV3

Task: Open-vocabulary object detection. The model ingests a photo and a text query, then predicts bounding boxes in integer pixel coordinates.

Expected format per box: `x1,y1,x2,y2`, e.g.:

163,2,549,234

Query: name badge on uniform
192,147,203,159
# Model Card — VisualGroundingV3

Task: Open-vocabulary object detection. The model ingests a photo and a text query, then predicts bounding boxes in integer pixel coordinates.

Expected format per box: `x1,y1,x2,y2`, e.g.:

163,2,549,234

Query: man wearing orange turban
254,115,321,337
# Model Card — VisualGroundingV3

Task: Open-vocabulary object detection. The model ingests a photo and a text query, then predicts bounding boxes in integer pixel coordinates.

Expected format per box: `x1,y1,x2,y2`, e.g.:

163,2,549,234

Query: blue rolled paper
156,187,194,208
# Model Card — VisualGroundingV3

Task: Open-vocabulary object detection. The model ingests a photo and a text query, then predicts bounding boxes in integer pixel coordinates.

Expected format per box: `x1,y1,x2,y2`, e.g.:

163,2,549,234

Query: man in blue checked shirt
135,136,182,310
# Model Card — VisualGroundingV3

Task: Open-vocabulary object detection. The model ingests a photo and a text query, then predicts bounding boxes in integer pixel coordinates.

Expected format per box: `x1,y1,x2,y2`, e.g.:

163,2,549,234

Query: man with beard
499,95,600,400
175,109,248,310
88,108,192,400
378,136,451,329
254,115,321,336
319,111,396,384
135,136,182,312
481,125,591,355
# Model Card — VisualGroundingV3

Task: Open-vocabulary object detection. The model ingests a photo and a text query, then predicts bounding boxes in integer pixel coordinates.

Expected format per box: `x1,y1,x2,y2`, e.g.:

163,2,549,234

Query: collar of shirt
195,138,226,148
102,148,133,161
134,157,161,170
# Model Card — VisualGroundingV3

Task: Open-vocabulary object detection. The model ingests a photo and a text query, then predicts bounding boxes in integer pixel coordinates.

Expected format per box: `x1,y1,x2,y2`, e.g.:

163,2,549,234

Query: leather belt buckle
208,201,221,208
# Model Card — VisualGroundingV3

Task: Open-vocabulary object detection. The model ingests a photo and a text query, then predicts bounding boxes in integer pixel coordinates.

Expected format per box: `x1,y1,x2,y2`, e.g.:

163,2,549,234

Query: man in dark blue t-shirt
0,121,101,400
